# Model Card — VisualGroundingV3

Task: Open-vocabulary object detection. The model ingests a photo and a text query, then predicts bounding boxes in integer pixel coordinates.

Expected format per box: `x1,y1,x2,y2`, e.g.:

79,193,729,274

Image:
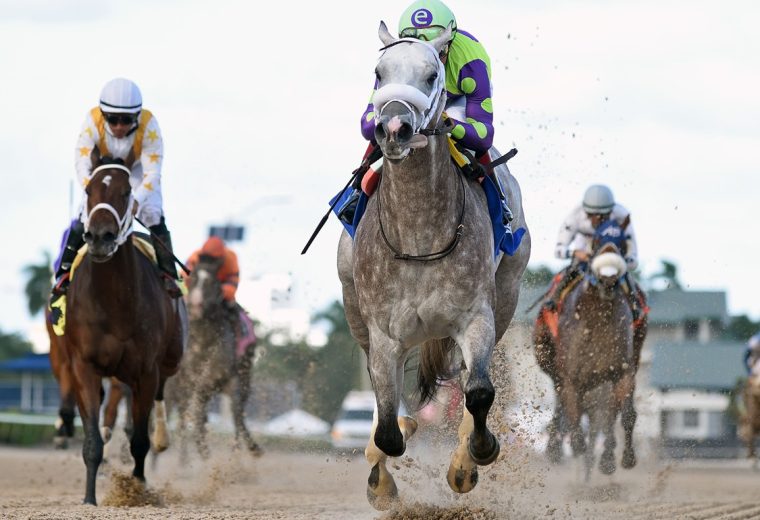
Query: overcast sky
1,0,758,345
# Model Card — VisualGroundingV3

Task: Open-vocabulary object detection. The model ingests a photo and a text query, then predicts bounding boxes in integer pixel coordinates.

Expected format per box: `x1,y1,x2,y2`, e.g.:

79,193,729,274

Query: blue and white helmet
99,78,142,114
750,333,760,351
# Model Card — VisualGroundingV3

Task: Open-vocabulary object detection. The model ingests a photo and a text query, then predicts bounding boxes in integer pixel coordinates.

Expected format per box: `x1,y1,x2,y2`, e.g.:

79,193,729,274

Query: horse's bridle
372,39,466,262
82,164,134,247
372,38,447,136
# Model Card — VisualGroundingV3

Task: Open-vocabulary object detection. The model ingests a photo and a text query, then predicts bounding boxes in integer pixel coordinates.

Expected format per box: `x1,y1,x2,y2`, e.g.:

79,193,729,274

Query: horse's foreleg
365,407,417,511
446,404,479,493
130,369,158,481
456,311,499,466
231,358,261,455
599,392,618,475
101,379,124,444
546,386,564,464
188,382,213,459
617,375,637,469
54,366,77,448
150,376,169,453
71,360,104,505
365,339,414,510
560,381,585,456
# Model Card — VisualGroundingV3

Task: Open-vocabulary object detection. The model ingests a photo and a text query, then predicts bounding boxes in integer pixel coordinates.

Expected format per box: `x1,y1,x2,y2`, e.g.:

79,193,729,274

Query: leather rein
377,126,466,262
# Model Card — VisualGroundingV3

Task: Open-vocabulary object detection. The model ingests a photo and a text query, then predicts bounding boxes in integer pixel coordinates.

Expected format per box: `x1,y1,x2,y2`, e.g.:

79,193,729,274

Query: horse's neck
87,241,141,305
378,136,461,243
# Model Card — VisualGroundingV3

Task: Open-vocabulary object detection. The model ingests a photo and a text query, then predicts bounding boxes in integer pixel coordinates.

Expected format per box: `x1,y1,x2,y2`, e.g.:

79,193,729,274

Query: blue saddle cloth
330,176,525,258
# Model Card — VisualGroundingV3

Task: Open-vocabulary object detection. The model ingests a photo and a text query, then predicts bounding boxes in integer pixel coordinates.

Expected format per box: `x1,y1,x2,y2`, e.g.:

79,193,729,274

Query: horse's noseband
83,164,134,247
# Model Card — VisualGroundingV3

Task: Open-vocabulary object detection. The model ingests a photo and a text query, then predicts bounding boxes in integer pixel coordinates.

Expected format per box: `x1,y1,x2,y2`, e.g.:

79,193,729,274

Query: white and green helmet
583,184,615,214
398,0,457,41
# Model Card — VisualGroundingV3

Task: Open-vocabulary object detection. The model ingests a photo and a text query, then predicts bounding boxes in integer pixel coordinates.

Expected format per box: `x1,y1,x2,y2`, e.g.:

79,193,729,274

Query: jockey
51,78,181,299
338,0,511,227
184,236,240,309
544,184,642,319
744,333,760,375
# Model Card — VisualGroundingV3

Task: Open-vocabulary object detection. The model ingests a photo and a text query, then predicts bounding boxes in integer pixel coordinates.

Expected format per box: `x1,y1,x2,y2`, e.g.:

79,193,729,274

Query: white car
331,391,408,449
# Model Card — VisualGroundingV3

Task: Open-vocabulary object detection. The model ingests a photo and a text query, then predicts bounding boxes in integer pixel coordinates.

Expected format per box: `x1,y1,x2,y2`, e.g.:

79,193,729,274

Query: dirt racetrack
2,434,760,520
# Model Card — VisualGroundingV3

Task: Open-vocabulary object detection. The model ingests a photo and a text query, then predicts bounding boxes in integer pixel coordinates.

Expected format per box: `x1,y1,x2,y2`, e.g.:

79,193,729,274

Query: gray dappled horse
165,255,261,459
550,243,639,476
337,23,530,509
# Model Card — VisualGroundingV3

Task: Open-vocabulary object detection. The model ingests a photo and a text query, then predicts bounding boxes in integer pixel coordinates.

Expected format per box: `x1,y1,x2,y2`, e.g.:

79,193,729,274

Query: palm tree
23,252,53,316
647,259,682,290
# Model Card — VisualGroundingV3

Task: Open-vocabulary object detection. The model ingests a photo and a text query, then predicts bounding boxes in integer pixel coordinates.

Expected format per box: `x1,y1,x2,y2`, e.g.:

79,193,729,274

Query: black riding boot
543,266,579,312
624,273,642,322
51,220,85,298
149,218,182,299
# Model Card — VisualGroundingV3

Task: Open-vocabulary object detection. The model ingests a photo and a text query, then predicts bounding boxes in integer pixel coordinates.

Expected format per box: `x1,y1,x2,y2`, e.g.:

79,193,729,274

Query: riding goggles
400,25,450,41
103,112,138,126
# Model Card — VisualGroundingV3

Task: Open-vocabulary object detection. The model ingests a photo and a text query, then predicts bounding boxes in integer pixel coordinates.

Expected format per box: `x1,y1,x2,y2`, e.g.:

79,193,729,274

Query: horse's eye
427,72,438,87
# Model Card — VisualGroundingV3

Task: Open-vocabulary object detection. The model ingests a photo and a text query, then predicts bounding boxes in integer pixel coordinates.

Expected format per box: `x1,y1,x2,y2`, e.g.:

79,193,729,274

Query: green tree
302,301,364,421
522,264,555,288
722,315,760,342
0,330,33,362
23,252,53,316
253,301,365,422
647,259,682,290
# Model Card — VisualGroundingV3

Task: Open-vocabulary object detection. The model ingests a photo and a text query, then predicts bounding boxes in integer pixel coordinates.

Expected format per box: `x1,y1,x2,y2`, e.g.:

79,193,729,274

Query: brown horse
59,157,185,504
534,241,647,475
165,253,260,459
740,374,760,462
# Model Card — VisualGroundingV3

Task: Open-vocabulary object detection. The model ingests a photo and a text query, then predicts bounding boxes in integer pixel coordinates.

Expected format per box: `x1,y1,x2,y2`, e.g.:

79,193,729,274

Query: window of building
684,320,699,340
682,409,700,428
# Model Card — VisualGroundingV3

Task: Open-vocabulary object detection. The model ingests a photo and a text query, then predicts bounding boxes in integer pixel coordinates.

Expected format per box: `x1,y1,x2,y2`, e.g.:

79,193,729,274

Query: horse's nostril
374,124,387,142
84,232,93,242
398,123,413,143
103,232,116,243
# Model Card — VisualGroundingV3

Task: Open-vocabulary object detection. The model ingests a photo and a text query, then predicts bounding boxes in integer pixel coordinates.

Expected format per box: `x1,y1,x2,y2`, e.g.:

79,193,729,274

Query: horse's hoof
599,451,616,475
546,437,563,464
468,432,500,466
53,436,68,450
101,426,112,444
570,433,586,456
621,448,636,469
366,463,398,511
248,443,264,457
447,465,478,494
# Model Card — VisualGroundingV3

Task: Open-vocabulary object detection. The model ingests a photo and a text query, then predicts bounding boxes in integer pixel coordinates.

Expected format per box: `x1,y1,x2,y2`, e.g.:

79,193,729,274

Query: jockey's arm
74,112,98,188
446,59,494,155
623,216,639,270
555,208,582,261
133,115,163,215
220,250,240,302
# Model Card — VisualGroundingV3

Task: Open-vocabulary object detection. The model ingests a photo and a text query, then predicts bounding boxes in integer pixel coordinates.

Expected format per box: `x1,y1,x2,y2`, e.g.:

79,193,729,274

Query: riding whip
301,145,383,255
135,216,192,275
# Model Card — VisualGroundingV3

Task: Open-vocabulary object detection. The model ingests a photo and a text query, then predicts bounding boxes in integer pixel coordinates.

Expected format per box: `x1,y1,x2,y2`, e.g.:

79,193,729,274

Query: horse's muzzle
375,109,416,159
84,231,117,262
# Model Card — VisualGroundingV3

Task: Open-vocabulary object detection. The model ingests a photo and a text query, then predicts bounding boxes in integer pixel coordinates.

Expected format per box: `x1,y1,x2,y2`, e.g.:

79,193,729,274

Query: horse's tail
417,338,457,406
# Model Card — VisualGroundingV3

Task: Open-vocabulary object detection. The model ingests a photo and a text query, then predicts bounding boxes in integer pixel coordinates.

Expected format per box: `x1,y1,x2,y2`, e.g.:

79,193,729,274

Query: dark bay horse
740,373,760,464
60,158,185,504
537,240,645,476
337,23,530,509
165,254,260,458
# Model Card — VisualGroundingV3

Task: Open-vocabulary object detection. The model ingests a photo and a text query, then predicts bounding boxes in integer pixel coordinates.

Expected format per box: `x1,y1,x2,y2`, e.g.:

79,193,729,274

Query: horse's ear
90,147,101,169
378,21,396,47
430,23,453,54
621,214,631,231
